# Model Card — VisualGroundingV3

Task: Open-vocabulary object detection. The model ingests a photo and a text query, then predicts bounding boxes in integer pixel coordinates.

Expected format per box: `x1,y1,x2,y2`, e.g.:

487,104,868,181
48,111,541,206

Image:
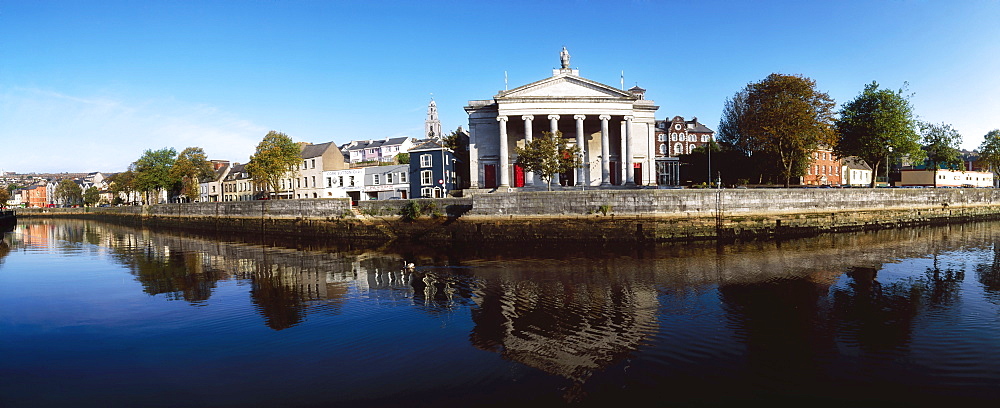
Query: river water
2,219,999,407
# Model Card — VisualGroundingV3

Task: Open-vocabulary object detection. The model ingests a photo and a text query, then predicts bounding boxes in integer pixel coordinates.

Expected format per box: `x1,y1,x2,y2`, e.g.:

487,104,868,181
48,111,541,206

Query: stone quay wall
15,188,1000,244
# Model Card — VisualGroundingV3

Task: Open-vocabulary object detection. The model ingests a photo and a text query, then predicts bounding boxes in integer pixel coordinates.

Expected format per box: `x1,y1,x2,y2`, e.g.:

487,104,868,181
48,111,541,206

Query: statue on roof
560,47,570,69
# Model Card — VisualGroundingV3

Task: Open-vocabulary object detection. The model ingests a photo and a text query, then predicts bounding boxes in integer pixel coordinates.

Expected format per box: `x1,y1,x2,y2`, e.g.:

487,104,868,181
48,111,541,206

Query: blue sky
2,0,999,173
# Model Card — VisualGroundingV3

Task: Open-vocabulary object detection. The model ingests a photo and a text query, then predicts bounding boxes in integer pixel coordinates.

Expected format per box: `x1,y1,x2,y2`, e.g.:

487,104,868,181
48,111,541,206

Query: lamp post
886,146,893,187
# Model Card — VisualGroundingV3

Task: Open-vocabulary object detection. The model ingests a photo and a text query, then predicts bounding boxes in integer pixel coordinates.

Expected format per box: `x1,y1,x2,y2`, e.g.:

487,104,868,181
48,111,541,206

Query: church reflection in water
7,218,1000,403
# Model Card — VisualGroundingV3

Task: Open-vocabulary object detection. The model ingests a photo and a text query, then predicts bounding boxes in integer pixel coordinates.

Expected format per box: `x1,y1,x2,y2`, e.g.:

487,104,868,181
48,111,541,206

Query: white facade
321,168,365,200
899,169,994,188
465,50,659,188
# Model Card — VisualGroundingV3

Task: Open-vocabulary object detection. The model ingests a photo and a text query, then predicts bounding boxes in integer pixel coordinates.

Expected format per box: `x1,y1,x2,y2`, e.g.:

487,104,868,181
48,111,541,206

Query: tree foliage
133,148,178,204
83,187,101,207
717,73,836,186
172,147,215,202
107,170,137,205
978,129,1000,175
54,179,83,206
835,81,923,187
0,188,9,208
245,131,301,198
920,122,963,170
395,152,410,164
514,131,580,191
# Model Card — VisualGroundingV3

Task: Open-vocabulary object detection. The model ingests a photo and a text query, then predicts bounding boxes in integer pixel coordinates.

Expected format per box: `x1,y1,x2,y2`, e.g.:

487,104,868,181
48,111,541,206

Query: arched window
659,144,667,155
670,133,677,141
687,144,694,154
674,143,683,155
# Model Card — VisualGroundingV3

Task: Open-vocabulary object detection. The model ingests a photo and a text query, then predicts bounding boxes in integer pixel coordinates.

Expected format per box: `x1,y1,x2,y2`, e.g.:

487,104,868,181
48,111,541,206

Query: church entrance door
484,165,497,189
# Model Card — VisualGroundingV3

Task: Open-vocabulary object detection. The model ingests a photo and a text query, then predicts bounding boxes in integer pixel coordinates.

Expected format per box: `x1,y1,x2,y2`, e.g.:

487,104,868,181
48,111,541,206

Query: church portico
465,49,658,189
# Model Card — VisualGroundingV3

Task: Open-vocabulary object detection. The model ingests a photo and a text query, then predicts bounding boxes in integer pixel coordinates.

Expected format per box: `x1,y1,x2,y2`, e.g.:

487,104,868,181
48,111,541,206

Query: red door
633,163,642,186
610,161,620,185
513,165,525,187
484,165,498,189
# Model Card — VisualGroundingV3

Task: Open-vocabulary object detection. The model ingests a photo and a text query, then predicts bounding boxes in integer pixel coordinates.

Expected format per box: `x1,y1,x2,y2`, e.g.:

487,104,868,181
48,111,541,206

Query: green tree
514,131,581,191
978,129,1000,184
920,122,963,173
245,131,301,199
717,73,836,186
835,81,923,187
133,148,178,204
83,187,101,207
171,147,215,202
107,169,137,205
395,152,410,164
54,179,83,206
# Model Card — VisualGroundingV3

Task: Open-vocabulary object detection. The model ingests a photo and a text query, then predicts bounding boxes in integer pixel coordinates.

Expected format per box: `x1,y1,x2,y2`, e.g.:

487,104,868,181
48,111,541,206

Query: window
399,172,407,183
421,154,432,167
701,134,709,142
311,176,316,187
349,176,355,187
311,159,315,169
421,170,433,186
658,134,667,142
687,144,694,154
386,173,394,184
674,143,683,155
675,124,681,130
670,133,677,141
373,174,380,185
326,177,332,188
659,144,667,155
338,176,344,187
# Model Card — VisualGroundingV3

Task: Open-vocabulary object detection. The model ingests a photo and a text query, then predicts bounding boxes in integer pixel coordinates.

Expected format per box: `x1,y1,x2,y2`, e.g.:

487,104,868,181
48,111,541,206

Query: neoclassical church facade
465,49,659,188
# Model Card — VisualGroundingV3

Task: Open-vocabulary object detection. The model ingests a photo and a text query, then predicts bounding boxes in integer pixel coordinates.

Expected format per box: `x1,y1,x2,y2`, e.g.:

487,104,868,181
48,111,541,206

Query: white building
899,169,993,188
340,137,418,164
465,48,659,188
322,168,365,203
841,157,873,187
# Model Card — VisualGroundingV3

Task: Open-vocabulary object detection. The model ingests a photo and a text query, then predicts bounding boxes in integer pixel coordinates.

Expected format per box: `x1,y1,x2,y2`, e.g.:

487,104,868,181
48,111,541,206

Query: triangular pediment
498,75,634,99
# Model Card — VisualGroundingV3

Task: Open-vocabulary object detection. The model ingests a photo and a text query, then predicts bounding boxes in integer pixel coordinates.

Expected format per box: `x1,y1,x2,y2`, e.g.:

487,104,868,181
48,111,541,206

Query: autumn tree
83,187,101,207
514,131,580,191
54,179,83,206
835,81,923,187
978,130,1000,184
0,188,9,209
245,131,301,199
717,73,836,186
133,148,178,204
107,169,137,205
171,147,215,202
920,122,963,171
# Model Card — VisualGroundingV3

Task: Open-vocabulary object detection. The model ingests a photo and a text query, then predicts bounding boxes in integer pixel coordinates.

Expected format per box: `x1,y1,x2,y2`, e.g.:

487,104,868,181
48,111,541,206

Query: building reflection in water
5,219,1000,403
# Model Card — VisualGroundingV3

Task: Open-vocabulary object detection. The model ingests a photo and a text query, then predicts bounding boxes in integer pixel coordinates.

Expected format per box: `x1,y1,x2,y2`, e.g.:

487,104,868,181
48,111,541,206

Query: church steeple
425,97,442,140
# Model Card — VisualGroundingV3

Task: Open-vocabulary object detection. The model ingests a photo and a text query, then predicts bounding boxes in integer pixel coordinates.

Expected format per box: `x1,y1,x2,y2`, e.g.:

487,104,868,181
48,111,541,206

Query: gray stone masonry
465,188,1000,217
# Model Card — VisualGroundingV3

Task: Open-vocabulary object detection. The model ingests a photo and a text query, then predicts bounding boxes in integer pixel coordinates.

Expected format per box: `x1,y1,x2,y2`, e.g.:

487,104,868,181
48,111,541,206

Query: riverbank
14,188,1000,243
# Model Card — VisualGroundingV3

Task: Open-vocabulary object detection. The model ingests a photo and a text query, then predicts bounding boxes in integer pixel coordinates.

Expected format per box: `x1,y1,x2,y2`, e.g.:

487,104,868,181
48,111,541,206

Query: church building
465,48,659,188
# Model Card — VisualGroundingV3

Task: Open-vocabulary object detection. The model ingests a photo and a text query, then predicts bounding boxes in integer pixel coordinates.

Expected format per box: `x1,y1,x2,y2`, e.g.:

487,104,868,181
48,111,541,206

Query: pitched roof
341,137,414,152
842,156,872,171
408,139,451,153
300,142,334,159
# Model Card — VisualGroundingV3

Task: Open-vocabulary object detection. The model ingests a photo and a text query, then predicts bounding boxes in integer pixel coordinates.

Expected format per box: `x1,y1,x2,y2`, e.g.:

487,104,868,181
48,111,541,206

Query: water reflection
3,219,1000,404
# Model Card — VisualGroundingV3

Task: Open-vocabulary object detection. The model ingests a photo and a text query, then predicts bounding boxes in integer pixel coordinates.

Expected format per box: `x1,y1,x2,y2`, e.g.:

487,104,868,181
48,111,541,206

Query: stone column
624,116,635,186
498,116,509,188
548,115,561,185
600,114,611,186
522,115,534,186
574,115,586,186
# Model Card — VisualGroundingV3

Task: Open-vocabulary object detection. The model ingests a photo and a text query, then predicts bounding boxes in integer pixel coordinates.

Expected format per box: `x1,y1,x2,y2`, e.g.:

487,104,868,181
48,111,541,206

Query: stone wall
465,188,1000,217
15,189,1000,244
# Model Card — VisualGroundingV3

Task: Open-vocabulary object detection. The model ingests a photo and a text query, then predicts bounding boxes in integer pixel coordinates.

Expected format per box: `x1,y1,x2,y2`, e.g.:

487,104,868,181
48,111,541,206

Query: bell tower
425,98,443,140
